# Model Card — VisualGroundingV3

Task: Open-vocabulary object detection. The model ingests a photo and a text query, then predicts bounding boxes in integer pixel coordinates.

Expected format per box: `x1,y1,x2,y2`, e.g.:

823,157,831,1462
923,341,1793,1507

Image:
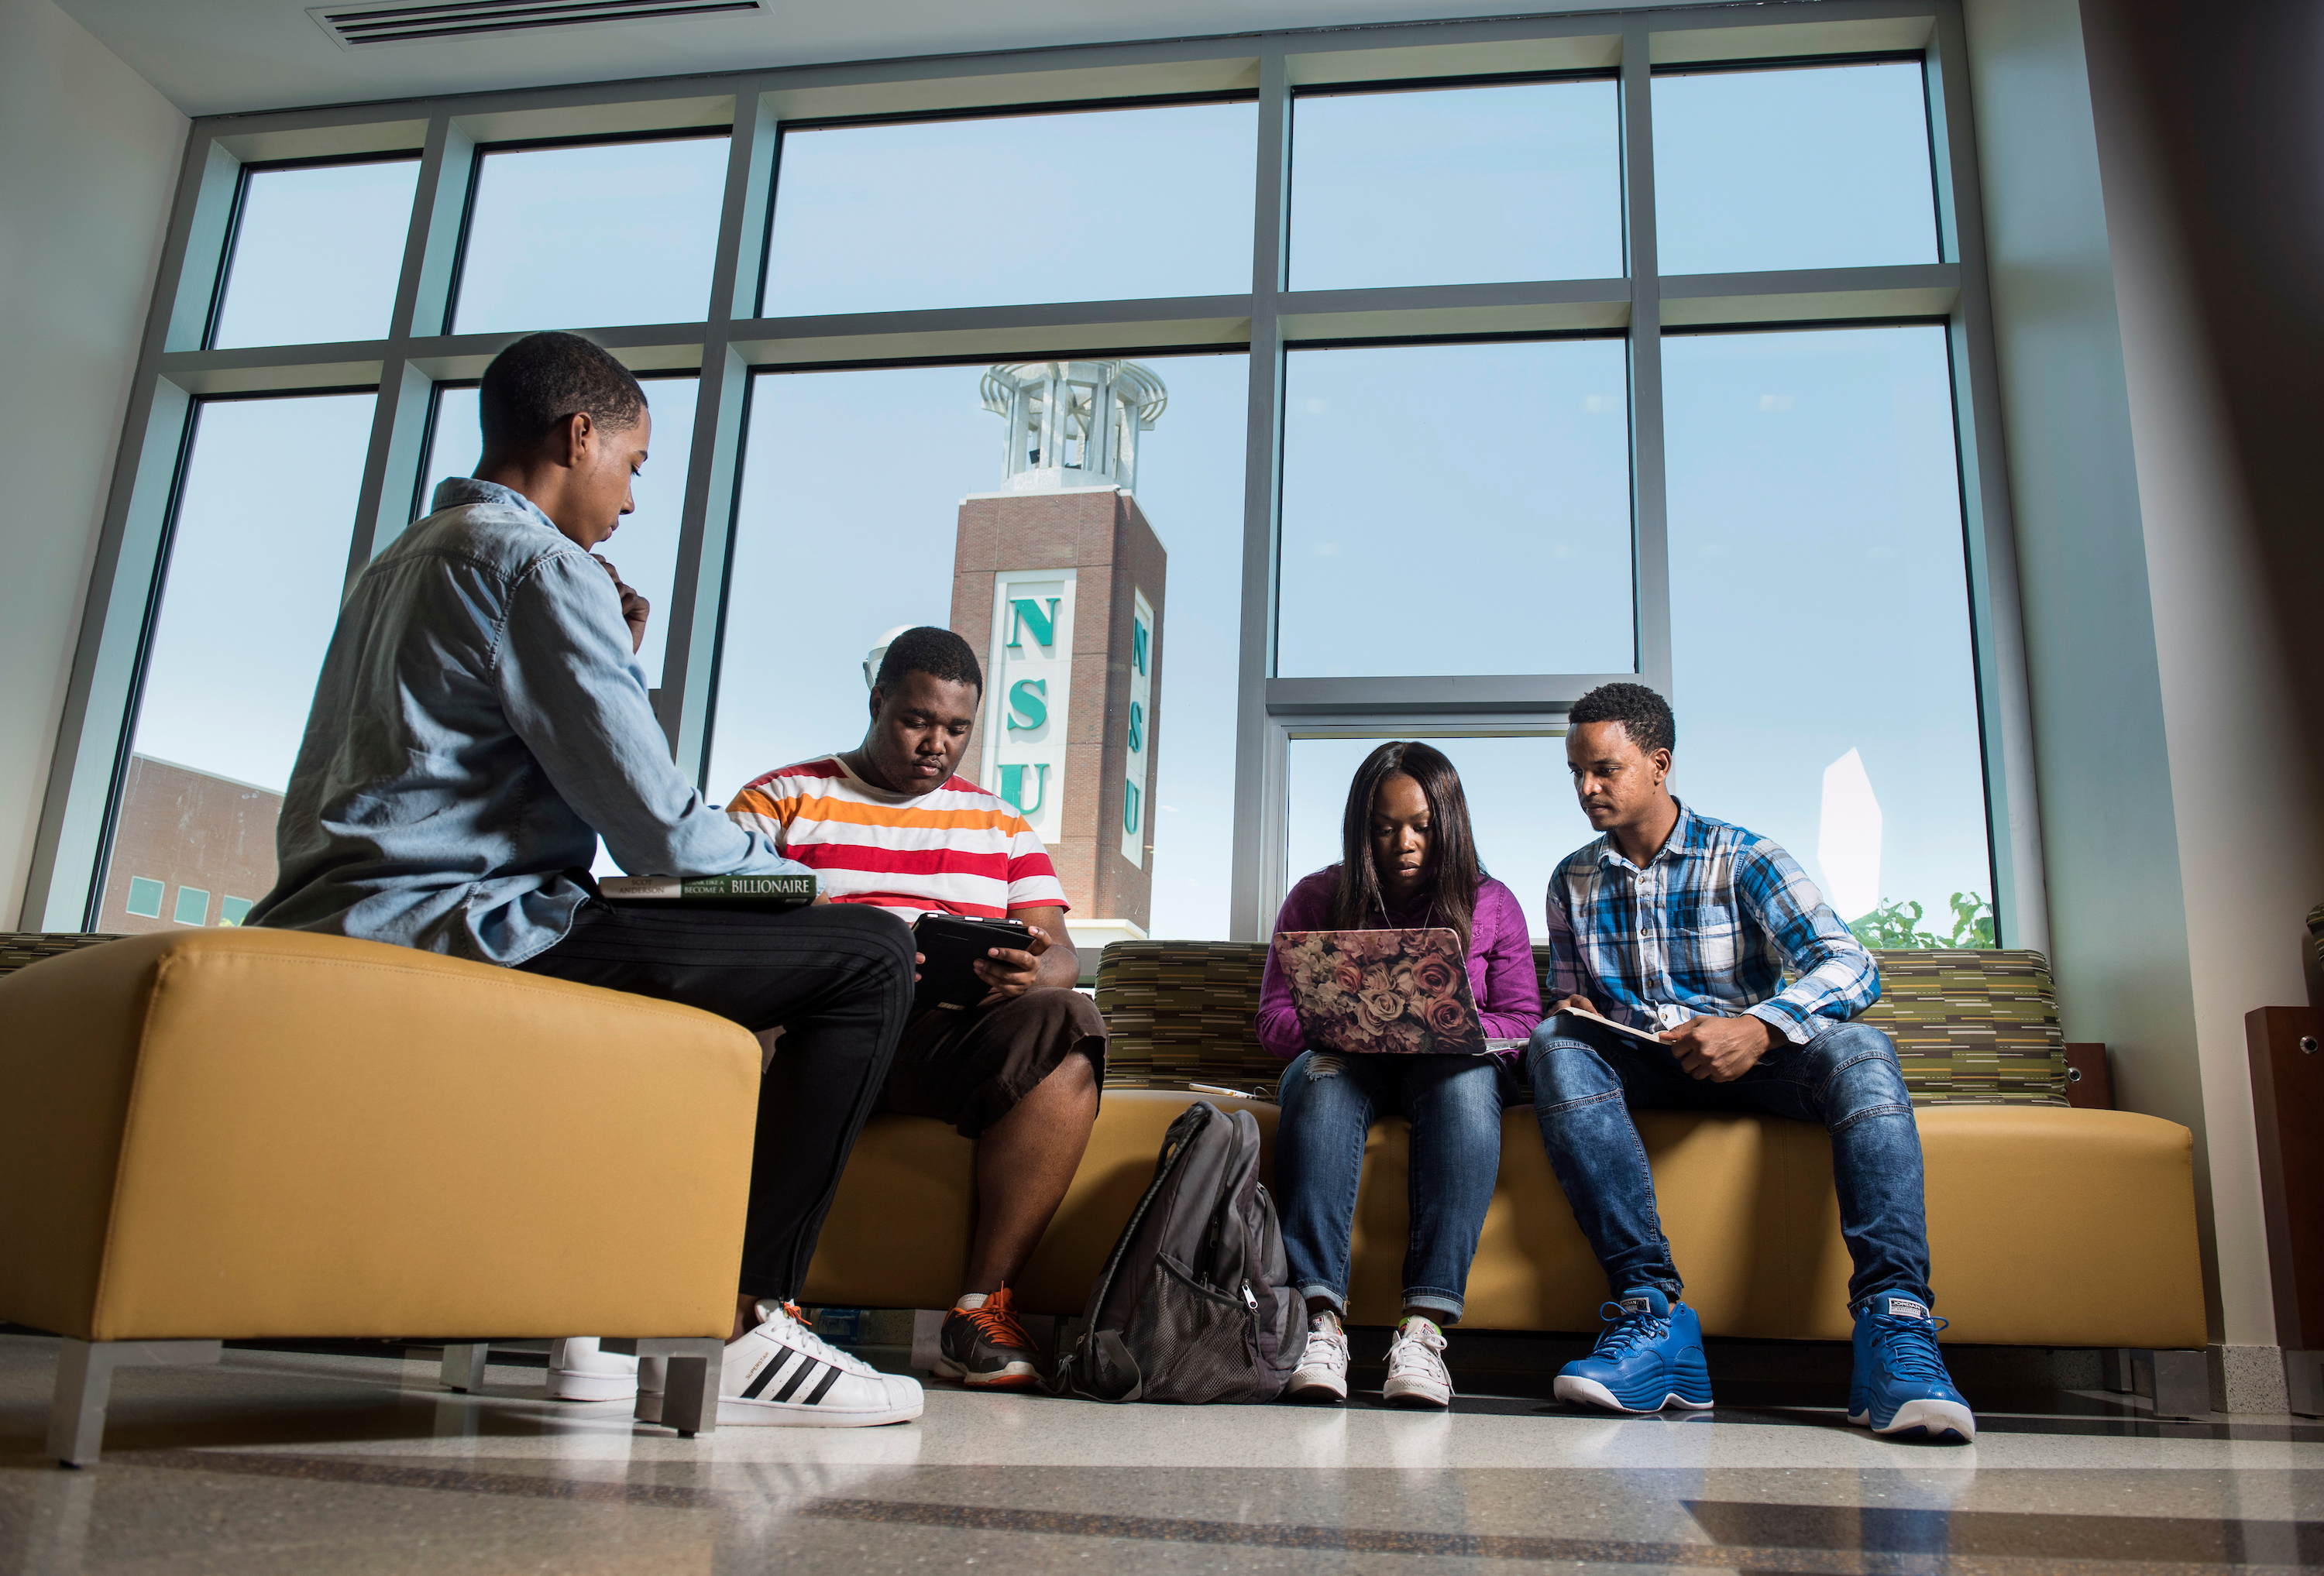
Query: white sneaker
1285,1310,1350,1403
638,1302,923,1429
1382,1315,1452,1409
545,1337,639,1403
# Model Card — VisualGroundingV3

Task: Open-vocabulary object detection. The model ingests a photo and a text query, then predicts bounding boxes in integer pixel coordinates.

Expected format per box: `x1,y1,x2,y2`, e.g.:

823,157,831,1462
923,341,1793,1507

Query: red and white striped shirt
727,755,1068,922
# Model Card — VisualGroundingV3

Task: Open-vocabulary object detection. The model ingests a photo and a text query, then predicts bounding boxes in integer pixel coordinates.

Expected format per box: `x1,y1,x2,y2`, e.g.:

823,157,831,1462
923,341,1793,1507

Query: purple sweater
1257,868,1545,1064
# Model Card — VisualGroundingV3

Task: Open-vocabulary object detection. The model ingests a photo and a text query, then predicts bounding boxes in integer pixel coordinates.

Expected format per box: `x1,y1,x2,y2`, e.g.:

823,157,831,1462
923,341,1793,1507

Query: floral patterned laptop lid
1271,927,1494,1056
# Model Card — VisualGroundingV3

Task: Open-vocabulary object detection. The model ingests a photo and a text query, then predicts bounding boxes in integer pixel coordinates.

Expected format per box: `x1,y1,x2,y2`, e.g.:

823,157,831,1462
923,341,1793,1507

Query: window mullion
348,112,476,577
1229,46,1291,943
1926,5,2048,953
662,92,778,780
1621,17,1672,697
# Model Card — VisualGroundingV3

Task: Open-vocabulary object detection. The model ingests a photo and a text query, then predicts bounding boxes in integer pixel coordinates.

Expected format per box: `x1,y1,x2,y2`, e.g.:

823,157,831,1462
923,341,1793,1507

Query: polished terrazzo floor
2,1333,2319,1574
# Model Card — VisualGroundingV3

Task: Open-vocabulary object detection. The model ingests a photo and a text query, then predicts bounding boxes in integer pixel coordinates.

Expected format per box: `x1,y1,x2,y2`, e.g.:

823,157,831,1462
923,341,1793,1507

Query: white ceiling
58,0,1638,118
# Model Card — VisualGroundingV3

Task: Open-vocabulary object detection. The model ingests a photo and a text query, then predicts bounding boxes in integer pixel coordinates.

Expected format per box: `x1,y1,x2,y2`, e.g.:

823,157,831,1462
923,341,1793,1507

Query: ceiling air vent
309,0,765,49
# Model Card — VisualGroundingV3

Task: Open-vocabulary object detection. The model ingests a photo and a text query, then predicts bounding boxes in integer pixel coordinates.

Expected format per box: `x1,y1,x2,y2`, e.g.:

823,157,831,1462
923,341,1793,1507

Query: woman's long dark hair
1329,741,1484,951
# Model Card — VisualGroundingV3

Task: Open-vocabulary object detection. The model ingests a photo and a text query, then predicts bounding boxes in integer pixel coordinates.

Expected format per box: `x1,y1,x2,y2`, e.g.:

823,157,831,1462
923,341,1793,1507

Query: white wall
0,0,185,927
1963,0,2215,1292
1966,0,2323,1406
2075,0,2324,1393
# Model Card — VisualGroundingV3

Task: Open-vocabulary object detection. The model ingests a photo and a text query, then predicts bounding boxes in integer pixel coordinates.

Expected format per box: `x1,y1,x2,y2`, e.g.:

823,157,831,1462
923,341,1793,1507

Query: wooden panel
2247,1006,2324,1350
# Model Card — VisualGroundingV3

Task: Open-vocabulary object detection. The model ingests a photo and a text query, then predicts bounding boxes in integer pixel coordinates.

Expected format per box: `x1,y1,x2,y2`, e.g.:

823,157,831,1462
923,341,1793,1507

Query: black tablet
911,914,1033,1011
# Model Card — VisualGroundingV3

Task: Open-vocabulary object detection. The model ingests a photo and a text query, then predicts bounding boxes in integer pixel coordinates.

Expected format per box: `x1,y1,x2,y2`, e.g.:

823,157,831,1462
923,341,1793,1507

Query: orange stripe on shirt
729,787,1034,837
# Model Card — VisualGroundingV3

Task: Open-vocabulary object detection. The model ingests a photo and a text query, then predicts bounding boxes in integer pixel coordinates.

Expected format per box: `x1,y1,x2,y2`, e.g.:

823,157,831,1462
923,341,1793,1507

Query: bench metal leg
2101,1347,2137,1392
631,1337,723,1437
47,1338,222,1468
438,1342,490,1392
2286,1349,2322,1418
2133,1348,2210,1419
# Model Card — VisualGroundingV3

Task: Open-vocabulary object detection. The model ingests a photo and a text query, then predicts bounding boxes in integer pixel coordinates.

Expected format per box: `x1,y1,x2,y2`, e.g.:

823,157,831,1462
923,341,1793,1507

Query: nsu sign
979,568,1074,845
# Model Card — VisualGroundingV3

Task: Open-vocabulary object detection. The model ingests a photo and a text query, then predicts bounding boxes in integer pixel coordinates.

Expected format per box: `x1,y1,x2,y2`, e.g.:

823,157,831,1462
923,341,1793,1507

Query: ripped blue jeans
1274,1049,1516,1324
1526,1020,1933,1310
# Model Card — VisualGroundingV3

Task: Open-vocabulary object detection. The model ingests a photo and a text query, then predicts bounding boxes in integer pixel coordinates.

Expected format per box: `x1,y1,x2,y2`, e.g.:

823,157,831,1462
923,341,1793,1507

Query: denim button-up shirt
251,478,810,964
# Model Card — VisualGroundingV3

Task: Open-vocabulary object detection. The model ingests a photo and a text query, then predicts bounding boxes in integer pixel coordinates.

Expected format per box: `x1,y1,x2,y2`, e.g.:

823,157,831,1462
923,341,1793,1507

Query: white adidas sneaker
1285,1310,1351,1403
1382,1315,1453,1409
638,1302,923,1429
545,1337,640,1403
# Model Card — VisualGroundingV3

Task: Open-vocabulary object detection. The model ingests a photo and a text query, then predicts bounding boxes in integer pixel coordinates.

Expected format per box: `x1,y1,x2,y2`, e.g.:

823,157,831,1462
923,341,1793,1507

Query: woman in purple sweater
1259,742,1542,1409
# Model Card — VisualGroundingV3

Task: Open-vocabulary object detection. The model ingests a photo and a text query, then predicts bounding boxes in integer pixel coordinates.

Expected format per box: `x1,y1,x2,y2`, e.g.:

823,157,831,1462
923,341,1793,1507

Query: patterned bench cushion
0,932,125,980
1851,949,2065,1104
1096,939,2066,1107
1093,941,1275,1093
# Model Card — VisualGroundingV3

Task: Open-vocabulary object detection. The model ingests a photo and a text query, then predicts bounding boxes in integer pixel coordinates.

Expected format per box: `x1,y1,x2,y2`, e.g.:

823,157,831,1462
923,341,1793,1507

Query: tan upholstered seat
0,929,758,1461
803,1092,2205,1349
803,940,2205,1353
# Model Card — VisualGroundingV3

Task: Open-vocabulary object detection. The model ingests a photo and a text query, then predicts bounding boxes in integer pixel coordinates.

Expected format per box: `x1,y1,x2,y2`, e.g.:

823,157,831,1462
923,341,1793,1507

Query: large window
209,157,419,348
98,392,376,933
1288,79,1622,291
1663,324,1989,942
761,103,1257,315
706,352,1250,940
421,375,700,691
1276,338,1634,679
1287,733,1597,938
49,9,2027,953
1652,60,1941,275
451,133,730,334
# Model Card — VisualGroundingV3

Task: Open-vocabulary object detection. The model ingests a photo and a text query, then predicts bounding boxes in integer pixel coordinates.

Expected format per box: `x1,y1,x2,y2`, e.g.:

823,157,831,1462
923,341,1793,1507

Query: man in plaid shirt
1527,683,1975,1444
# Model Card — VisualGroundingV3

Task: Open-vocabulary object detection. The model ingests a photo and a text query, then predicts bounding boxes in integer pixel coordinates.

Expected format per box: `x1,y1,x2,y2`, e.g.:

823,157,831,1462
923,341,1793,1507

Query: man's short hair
875,627,984,696
478,331,648,455
1570,682,1676,757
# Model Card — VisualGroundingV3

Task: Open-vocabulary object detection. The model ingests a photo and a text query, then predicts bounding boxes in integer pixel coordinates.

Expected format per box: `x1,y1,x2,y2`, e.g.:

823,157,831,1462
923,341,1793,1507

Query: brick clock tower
946,360,1168,956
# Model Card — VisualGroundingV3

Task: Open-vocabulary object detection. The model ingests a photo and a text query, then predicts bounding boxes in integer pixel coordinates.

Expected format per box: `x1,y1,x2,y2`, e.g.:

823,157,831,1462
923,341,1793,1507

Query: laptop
1270,927,1528,1057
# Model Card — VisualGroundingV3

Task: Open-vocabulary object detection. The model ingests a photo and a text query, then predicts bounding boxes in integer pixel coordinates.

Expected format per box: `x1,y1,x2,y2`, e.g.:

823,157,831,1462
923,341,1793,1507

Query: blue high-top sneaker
1849,1294,1977,1443
1553,1288,1714,1413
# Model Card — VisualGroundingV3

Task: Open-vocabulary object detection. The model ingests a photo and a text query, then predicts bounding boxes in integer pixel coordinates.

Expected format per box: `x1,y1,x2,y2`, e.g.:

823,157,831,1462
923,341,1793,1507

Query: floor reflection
2,1334,2321,1575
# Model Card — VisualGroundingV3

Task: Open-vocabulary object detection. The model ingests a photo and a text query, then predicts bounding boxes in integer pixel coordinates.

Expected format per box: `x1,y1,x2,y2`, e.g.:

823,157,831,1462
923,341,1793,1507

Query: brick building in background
96,755,281,933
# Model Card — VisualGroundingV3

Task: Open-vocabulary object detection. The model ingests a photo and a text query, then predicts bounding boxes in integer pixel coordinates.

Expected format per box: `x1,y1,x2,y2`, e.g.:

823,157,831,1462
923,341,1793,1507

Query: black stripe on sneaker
772,1356,823,1403
803,1365,844,1406
739,1354,789,1401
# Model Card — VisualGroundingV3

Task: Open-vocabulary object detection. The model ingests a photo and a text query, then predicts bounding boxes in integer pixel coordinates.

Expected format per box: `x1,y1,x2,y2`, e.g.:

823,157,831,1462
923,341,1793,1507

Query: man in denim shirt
1525,683,1976,1444
255,333,921,1429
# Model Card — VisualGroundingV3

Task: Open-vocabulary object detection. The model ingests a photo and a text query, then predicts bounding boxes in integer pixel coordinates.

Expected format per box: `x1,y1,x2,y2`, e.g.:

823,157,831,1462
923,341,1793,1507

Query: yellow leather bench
805,1094,2206,1349
804,939,2209,1362
0,929,758,1464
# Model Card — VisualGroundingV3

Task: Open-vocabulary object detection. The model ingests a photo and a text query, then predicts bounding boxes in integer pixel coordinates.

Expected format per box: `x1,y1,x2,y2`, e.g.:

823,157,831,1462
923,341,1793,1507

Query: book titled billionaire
596,873,817,908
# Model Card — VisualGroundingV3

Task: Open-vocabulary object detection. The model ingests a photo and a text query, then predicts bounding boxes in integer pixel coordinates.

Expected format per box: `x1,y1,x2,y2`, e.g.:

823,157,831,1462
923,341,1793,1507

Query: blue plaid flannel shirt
1545,801,1881,1044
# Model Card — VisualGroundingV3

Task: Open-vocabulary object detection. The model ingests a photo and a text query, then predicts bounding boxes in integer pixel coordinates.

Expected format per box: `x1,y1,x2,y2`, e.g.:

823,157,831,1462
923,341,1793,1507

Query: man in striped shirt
728,627,1105,1391
1525,682,1977,1444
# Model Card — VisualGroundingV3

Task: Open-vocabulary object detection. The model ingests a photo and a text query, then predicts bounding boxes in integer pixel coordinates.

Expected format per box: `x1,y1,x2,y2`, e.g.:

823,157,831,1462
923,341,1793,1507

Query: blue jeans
1525,1020,1933,1310
1274,1049,1514,1324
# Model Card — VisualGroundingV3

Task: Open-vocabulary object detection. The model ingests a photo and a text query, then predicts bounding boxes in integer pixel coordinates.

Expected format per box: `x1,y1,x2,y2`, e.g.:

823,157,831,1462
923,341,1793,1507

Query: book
596,873,817,908
1542,1008,1670,1053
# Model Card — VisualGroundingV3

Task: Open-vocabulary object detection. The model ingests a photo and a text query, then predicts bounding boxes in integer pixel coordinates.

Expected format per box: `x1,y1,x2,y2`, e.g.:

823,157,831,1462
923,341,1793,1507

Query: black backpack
1050,1100,1307,1403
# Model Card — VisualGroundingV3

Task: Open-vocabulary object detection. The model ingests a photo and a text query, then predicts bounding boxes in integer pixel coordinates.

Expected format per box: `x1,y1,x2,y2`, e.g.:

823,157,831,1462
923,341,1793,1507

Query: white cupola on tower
981,359,1167,495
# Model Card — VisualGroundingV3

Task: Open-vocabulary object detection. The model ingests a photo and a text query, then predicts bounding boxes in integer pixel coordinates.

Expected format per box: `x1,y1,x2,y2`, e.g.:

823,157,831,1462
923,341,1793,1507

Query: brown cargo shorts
879,985,1108,1138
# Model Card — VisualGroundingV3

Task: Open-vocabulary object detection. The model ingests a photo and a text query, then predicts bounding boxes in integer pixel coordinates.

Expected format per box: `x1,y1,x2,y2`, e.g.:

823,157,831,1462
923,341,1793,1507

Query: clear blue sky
1290,79,1621,290
1278,337,1635,679
142,60,1988,936
133,392,376,790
